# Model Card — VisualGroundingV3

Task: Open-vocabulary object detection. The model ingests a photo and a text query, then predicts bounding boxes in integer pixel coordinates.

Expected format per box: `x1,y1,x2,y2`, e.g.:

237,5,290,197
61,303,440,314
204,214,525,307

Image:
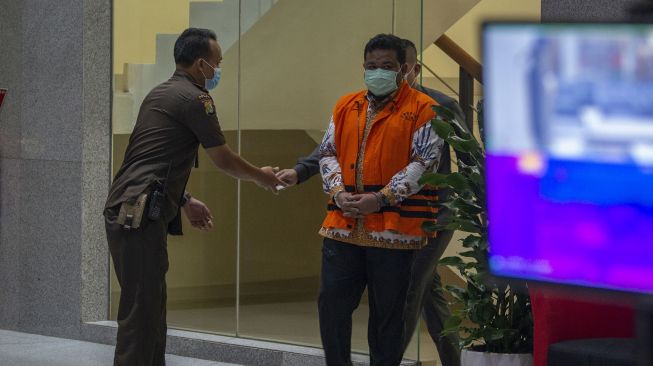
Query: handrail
419,61,459,97
434,34,483,83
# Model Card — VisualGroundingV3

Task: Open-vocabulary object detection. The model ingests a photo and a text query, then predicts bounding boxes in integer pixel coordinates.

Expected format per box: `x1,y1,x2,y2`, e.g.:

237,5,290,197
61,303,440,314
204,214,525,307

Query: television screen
483,23,653,294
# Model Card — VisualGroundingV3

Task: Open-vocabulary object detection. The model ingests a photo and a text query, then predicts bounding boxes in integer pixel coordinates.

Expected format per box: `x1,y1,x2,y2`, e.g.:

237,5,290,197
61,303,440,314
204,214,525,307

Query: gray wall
0,0,112,338
542,0,641,21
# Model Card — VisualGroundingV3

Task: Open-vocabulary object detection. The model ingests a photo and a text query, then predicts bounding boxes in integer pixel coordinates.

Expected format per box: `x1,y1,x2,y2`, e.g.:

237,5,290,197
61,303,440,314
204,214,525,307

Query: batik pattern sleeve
380,123,444,205
319,117,344,196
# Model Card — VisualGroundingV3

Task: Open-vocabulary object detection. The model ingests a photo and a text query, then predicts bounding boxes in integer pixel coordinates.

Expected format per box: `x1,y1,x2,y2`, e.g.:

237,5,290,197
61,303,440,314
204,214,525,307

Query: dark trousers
403,231,460,366
318,238,416,366
106,214,169,366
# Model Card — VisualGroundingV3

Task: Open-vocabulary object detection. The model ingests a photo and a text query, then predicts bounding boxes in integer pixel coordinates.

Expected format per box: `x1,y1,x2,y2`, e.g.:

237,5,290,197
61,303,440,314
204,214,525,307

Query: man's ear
196,58,208,73
414,63,422,78
192,59,201,73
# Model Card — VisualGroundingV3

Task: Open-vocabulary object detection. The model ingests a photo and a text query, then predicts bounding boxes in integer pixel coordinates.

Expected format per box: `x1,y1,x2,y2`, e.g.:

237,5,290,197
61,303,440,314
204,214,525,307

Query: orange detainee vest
322,82,439,237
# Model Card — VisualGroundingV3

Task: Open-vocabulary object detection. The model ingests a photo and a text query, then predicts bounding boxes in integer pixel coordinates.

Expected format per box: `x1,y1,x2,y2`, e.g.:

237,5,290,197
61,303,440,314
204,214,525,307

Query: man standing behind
104,28,284,366
400,39,467,366
317,34,444,366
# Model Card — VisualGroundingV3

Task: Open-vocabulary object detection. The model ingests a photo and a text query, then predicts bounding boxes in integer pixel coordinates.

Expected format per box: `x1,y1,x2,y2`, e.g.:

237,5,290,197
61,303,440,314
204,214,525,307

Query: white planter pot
461,349,533,366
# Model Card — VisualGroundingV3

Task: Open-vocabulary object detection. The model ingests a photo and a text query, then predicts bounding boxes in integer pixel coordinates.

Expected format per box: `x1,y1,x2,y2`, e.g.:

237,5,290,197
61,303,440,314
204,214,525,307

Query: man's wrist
254,166,272,184
372,192,385,211
379,186,396,206
293,164,308,185
181,192,192,207
331,186,346,207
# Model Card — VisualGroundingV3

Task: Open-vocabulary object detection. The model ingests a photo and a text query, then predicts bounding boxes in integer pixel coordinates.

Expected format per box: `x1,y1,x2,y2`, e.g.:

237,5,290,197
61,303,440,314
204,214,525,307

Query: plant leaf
445,173,470,192
432,105,456,122
447,218,481,233
443,315,462,332
462,235,482,248
459,250,479,258
451,197,483,215
469,171,484,188
439,256,464,266
484,328,508,342
431,119,455,139
421,221,449,233
448,135,480,153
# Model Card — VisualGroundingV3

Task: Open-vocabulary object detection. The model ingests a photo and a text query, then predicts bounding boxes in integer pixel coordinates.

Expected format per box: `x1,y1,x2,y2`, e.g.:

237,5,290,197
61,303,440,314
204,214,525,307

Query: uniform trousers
402,230,460,366
106,212,169,366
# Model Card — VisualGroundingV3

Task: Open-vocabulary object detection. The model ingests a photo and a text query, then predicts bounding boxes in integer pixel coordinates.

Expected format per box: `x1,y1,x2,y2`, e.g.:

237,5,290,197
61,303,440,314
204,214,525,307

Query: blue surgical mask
364,68,399,96
201,59,221,90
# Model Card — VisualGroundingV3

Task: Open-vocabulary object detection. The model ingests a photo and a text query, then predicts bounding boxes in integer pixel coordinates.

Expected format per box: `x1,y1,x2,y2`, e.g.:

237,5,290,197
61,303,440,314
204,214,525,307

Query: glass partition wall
112,0,427,361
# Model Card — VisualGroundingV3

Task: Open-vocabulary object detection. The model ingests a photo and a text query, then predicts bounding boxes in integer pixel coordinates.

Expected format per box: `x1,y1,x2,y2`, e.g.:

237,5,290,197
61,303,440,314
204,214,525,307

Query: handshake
262,168,383,217
255,166,286,193
254,167,300,193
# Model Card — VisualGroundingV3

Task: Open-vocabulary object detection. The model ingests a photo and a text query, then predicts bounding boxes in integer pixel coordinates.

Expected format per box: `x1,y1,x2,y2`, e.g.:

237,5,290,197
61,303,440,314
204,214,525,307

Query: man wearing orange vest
317,34,444,366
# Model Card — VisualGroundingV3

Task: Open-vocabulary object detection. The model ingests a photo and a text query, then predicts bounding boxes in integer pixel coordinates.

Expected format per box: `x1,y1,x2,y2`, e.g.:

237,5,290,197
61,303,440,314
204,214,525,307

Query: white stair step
190,1,240,52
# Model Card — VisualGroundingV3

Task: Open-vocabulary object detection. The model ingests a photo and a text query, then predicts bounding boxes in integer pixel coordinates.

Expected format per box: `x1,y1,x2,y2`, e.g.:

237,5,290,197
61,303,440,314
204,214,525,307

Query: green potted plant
419,104,533,366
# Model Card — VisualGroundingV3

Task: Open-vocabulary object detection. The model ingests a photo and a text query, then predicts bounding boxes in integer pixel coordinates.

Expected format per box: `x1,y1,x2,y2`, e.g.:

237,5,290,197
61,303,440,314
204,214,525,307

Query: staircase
113,0,279,134
111,0,481,134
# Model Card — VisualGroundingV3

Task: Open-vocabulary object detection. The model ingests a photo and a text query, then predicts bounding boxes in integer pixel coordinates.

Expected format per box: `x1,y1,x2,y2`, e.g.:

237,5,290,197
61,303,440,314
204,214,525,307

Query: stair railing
421,33,483,132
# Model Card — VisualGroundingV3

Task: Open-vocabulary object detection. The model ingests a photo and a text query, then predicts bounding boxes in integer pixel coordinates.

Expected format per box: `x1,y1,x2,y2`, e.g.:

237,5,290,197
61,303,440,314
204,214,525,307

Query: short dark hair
174,28,217,66
401,39,418,56
363,34,406,65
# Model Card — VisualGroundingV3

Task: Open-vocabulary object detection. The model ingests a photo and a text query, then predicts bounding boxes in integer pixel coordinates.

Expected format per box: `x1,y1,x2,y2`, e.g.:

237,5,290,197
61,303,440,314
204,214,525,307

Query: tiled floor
0,330,240,366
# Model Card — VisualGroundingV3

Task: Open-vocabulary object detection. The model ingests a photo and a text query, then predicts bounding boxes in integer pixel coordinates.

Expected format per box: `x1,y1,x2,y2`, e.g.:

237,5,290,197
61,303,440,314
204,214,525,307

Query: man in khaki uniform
104,28,284,366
